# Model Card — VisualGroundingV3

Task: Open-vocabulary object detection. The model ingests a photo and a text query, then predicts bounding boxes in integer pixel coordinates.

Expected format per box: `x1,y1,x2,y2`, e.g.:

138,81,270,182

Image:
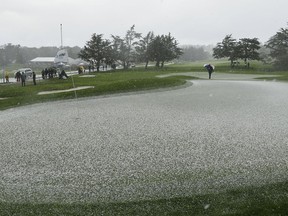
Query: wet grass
255,73,288,81
0,70,187,110
1,63,287,110
1,181,288,215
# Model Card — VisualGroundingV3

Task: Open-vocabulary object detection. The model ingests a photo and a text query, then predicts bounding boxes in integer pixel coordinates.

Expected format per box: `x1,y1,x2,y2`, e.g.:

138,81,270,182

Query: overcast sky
1,0,288,48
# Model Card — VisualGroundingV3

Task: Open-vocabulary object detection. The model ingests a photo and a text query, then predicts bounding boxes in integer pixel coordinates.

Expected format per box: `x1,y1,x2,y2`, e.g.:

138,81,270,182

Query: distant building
30,57,55,67
30,57,88,68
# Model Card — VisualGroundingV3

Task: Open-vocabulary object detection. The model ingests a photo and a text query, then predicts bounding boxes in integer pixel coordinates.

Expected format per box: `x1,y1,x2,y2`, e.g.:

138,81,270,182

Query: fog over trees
178,45,213,61
0,44,81,66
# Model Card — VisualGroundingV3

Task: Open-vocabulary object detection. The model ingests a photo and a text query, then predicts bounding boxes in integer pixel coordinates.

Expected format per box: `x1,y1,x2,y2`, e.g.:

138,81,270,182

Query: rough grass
1,181,288,215
0,71,187,110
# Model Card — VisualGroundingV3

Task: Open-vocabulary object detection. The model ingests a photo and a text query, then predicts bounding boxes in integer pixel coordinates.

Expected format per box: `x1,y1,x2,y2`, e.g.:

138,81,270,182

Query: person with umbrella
204,64,215,79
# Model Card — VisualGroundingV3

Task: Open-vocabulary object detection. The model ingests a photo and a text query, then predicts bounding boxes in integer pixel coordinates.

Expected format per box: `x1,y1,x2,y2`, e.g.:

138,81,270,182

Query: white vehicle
14,68,33,78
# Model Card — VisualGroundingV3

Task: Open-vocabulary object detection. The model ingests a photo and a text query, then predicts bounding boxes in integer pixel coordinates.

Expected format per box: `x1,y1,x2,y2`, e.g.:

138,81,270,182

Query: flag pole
60,24,63,49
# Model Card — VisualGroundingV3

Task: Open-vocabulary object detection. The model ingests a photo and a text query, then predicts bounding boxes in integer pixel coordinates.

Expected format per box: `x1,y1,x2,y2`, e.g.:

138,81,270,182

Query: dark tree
213,34,238,67
135,31,154,69
265,26,288,70
148,33,183,68
238,38,261,67
79,34,112,71
111,25,141,69
213,35,261,67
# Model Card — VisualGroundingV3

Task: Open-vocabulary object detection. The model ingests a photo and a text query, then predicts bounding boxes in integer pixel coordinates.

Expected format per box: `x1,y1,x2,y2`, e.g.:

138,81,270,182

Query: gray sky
1,0,288,48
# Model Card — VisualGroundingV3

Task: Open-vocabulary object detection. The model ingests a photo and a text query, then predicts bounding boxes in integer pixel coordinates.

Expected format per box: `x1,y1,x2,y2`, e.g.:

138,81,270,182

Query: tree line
265,26,288,70
1,24,288,71
213,35,261,68
213,24,288,70
0,42,212,68
79,25,183,71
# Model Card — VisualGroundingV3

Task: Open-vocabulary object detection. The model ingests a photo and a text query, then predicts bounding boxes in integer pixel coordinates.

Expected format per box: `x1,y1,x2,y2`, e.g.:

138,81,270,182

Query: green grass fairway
0,70,190,110
1,62,287,111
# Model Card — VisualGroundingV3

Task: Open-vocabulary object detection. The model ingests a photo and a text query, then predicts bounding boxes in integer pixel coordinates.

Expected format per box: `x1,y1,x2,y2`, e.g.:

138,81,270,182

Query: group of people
41,67,68,80
13,67,68,87
15,71,36,86
41,67,57,79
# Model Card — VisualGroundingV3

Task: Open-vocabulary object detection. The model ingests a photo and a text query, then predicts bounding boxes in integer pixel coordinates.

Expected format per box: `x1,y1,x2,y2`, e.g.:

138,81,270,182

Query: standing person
15,71,21,82
32,71,36,85
41,69,45,79
78,67,82,74
204,64,215,79
5,71,9,83
21,72,26,87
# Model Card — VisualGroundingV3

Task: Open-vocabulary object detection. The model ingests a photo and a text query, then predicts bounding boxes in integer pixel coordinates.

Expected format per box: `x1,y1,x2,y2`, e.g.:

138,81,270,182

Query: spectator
5,71,9,83
15,71,21,82
21,72,26,86
59,70,68,79
32,71,36,85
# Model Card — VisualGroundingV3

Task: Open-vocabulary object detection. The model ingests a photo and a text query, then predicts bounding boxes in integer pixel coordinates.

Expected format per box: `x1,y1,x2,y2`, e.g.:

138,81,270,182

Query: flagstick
71,74,77,99
71,73,80,119
59,23,79,119
60,24,63,49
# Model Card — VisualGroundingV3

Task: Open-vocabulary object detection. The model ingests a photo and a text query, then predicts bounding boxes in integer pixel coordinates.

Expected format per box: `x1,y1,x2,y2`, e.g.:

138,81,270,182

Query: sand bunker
38,86,94,95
